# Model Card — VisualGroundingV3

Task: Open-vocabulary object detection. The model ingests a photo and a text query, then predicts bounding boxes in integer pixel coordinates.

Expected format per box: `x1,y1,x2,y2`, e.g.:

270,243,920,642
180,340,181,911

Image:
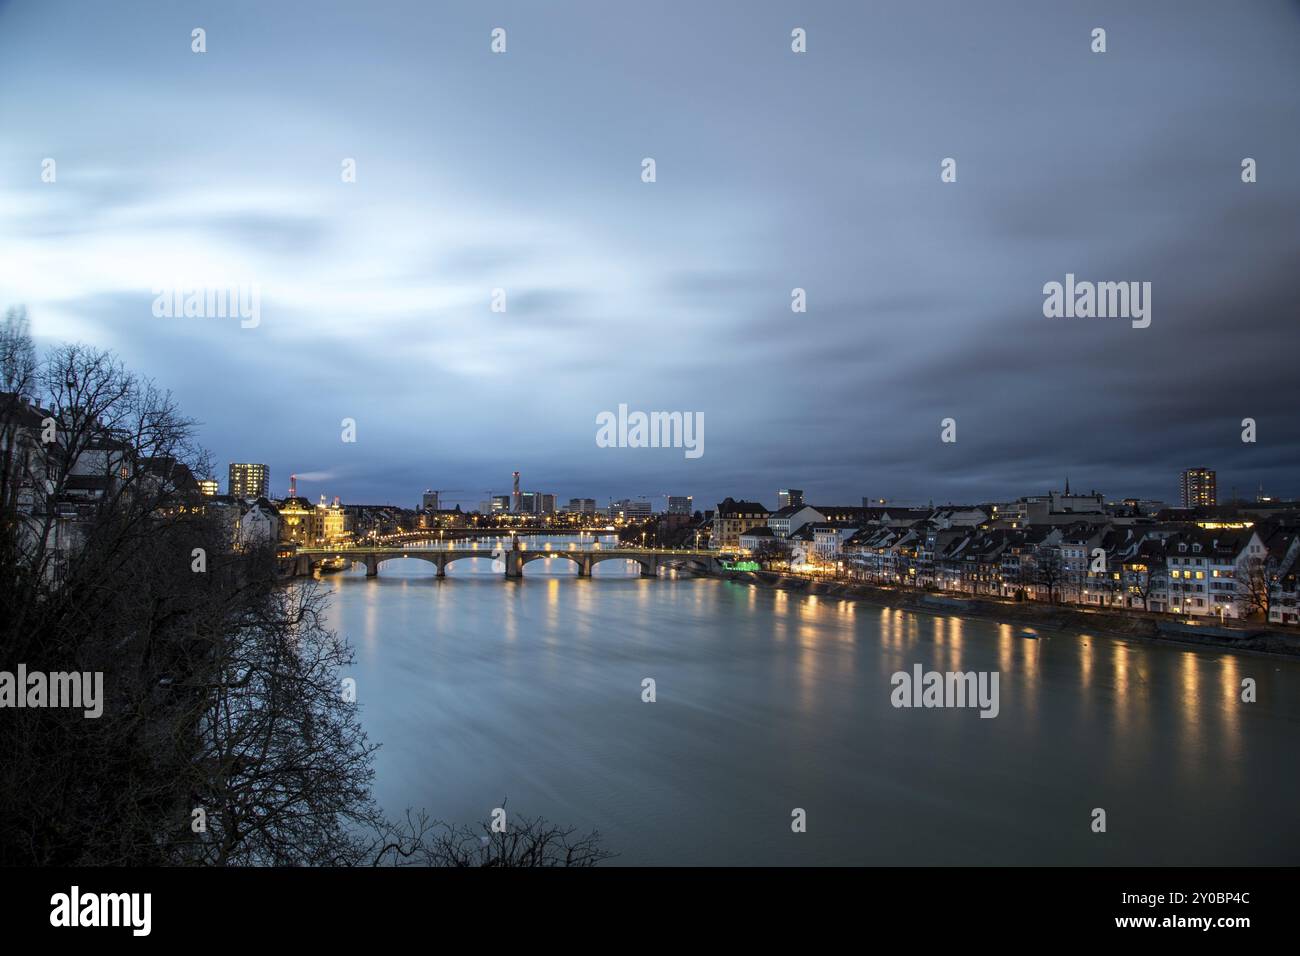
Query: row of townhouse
867,513,1299,624
939,523,1277,620
714,487,1300,623
730,500,937,569
863,517,1294,622
841,510,999,585
1075,525,1292,621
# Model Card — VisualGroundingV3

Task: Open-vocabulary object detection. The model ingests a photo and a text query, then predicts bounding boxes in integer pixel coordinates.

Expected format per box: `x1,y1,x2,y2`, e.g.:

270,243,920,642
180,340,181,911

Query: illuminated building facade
229,462,270,499
1181,468,1217,508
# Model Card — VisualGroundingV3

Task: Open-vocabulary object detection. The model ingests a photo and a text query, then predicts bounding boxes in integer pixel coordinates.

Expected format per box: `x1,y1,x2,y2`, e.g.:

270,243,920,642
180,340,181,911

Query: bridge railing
289,548,722,562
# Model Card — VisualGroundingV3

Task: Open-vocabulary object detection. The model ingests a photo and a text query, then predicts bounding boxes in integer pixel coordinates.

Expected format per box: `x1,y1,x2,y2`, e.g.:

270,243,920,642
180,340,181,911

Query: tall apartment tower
778,489,804,509
1180,468,1217,508
667,495,693,515
229,462,270,499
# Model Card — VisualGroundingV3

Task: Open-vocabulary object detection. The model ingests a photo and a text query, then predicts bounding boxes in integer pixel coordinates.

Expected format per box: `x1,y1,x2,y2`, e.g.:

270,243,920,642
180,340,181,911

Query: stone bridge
287,544,723,579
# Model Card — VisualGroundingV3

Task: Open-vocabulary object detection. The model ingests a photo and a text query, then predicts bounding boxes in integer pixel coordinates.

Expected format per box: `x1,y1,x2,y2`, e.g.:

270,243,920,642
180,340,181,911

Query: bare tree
753,539,792,570
1129,562,1165,612
1094,563,1123,607
1236,556,1271,621
371,807,613,868
0,319,610,867
1032,545,1065,604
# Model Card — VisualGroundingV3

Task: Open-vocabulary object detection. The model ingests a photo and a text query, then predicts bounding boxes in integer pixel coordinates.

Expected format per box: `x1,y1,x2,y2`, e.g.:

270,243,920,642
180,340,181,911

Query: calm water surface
319,541,1300,865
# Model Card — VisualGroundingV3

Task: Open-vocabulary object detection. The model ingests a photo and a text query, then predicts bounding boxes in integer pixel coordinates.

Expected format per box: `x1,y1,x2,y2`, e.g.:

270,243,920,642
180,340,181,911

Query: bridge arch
519,551,584,569
657,556,712,575
440,552,504,573
585,552,657,577
362,552,441,577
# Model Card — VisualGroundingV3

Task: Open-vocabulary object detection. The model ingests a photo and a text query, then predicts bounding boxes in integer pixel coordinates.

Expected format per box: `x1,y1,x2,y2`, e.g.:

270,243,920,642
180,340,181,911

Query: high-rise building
1181,468,1217,508
537,493,556,514
567,498,597,514
609,499,653,520
667,495,693,515
421,490,439,511
778,489,804,509
229,462,269,499
198,478,219,496
491,495,512,513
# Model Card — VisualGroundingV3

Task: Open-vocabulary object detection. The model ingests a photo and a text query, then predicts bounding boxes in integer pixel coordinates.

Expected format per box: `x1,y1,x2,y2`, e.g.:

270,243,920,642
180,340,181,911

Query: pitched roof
0,391,52,429
770,504,819,519
1165,527,1256,559
276,496,315,510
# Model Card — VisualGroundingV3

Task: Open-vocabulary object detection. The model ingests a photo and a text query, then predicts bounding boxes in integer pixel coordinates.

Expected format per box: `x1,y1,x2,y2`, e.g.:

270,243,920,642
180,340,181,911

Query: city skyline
208,457,1263,516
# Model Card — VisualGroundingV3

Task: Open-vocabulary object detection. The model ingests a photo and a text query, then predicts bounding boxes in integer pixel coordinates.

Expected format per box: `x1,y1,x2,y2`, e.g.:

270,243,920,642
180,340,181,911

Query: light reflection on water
318,563,1300,865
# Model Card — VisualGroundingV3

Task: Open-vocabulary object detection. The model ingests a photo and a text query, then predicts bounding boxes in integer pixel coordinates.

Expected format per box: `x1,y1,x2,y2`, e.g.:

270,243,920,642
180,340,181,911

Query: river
318,537,1300,865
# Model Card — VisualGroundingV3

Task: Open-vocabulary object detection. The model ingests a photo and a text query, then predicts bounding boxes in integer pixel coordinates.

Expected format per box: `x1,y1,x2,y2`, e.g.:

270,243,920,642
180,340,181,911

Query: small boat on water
317,557,347,574
1020,628,1039,640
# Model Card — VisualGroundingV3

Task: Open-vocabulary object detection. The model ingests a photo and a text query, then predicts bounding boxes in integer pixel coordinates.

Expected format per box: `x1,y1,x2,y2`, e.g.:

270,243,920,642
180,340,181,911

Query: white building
738,525,776,552
812,524,858,562
767,505,824,538
1162,528,1264,619
238,498,281,549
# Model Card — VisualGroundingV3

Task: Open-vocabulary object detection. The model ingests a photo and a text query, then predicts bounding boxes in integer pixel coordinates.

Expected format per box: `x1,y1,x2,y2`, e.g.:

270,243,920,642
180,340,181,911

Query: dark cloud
1,0,1297,508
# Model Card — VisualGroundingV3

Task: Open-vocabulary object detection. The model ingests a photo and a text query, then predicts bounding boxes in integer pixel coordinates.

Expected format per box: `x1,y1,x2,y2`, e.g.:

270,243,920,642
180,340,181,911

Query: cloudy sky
1,1,1297,510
